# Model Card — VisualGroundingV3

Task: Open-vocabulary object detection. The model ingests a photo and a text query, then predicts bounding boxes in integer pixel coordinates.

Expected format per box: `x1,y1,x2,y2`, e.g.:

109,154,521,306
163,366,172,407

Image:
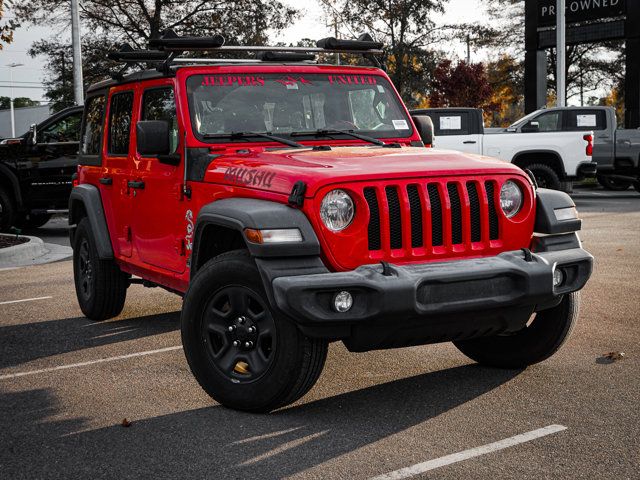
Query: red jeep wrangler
70,32,593,412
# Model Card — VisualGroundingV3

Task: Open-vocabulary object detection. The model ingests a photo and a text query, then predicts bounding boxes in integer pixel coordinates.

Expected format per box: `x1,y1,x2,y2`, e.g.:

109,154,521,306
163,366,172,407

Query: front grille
363,178,502,256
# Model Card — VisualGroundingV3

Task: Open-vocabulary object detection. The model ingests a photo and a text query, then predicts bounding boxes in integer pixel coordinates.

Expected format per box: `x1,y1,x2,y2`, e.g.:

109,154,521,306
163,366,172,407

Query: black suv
0,106,83,231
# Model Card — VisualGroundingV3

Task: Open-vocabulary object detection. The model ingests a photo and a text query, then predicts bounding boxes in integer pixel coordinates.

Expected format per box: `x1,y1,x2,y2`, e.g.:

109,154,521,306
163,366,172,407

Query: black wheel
24,213,53,228
597,174,631,191
181,249,328,413
0,186,16,232
73,217,128,321
454,292,580,368
527,163,562,190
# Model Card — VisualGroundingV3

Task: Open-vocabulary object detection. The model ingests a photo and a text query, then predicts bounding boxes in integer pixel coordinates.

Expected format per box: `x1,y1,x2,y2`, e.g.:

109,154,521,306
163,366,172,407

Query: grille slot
427,184,443,246
485,181,500,240
407,185,423,248
447,183,463,245
467,182,482,242
364,187,381,250
385,186,403,249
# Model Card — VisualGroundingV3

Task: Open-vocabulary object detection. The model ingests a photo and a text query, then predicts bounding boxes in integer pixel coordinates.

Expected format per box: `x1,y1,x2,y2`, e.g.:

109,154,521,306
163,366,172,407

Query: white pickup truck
410,107,597,190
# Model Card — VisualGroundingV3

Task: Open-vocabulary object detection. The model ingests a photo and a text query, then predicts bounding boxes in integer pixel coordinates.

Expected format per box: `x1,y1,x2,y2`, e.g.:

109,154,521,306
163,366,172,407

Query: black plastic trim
68,184,114,258
534,188,581,234
192,198,320,266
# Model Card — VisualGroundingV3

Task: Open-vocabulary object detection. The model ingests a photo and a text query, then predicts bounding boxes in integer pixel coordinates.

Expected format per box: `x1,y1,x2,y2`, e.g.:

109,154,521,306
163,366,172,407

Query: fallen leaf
598,351,625,364
616,248,623,252
121,418,132,428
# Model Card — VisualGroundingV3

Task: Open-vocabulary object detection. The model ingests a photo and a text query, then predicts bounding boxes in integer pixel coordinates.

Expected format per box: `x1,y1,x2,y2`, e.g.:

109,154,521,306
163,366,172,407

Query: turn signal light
244,228,303,244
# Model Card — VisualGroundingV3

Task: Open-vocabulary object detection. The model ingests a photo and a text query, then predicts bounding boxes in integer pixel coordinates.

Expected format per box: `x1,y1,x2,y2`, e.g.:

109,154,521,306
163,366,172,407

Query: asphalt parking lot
1,186,639,479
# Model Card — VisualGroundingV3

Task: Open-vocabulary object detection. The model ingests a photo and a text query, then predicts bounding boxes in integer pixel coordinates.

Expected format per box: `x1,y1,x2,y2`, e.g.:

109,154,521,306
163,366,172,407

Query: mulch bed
0,235,29,249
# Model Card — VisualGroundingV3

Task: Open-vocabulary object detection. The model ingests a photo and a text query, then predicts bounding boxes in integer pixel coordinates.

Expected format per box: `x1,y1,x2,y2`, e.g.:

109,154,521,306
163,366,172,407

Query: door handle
127,180,145,189
99,177,113,185
463,140,477,144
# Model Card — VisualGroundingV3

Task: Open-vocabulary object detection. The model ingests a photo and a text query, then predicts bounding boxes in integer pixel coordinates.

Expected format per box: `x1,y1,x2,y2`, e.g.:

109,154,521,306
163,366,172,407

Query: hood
202,146,527,197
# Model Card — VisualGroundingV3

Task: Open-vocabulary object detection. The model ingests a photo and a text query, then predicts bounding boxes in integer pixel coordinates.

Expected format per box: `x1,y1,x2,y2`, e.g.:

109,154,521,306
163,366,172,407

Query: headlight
500,180,523,218
320,189,355,232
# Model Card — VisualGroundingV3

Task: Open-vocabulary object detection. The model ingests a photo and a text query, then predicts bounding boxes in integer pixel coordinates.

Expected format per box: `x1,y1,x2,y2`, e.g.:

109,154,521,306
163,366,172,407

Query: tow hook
521,248,533,262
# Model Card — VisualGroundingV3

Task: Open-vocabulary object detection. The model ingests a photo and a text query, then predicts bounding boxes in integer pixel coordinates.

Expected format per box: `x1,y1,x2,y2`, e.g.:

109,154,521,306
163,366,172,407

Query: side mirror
136,120,171,156
411,115,434,146
521,121,539,133
29,123,37,145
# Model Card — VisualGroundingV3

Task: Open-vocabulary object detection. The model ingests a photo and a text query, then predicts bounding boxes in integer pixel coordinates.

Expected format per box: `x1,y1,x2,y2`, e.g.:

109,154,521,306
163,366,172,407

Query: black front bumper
269,247,592,350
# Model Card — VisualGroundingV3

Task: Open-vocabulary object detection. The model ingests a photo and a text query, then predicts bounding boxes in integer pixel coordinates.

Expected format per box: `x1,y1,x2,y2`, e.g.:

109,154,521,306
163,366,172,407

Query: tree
0,0,18,49
0,96,40,109
15,0,298,108
486,54,524,126
320,0,449,108
429,60,497,115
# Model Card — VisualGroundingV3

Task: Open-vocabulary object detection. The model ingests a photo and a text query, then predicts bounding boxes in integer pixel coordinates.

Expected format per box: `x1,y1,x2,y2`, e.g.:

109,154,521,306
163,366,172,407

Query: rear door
131,83,186,274
429,111,482,154
102,88,136,257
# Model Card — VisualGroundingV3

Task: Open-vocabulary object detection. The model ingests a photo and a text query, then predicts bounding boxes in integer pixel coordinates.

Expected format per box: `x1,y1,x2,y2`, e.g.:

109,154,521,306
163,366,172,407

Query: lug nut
228,325,235,332
232,340,240,347
248,326,255,333
237,316,245,324
244,341,253,348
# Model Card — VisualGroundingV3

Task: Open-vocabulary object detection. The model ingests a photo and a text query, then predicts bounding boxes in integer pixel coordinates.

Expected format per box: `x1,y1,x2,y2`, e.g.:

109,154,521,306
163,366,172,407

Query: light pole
556,0,566,107
71,0,84,105
6,63,24,138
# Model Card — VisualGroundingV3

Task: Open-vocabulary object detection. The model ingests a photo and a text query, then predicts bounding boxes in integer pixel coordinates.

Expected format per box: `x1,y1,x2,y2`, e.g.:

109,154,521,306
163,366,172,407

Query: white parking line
370,424,568,480
0,346,182,380
0,296,53,305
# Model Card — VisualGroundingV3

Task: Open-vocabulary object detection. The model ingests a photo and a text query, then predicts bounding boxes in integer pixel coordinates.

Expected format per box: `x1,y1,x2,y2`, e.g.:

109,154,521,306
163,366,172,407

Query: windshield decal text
276,76,312,87
201,76,265,87
327,75,377,85
223,167,276,188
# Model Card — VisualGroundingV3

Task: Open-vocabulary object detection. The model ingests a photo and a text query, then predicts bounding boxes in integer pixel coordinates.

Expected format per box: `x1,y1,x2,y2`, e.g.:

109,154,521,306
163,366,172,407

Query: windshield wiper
203,131,304,149
290,129,385,146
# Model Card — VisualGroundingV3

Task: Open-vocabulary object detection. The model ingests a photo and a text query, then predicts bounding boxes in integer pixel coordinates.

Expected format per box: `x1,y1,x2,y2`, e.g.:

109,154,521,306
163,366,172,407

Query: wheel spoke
246,349,269,373
228,290,248,315
206,320,229,336
217,348,240,373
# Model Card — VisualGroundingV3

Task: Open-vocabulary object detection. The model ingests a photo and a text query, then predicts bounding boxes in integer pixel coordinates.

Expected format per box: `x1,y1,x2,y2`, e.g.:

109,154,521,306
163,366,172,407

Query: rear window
565,109,607,131
108,91,134,155
80,95,106,156
430,112,471,136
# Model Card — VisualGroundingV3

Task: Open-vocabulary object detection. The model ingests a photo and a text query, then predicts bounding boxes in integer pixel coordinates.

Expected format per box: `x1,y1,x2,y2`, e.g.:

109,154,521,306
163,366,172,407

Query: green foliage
15,0,298,108
0,96,40,109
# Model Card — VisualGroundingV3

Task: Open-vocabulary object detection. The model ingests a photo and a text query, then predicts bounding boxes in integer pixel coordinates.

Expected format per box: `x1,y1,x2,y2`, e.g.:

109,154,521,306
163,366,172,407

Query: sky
0,0,484,103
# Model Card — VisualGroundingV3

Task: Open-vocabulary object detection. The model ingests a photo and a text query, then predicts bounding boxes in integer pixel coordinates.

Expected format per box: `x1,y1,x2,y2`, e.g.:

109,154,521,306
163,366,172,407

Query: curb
0,234,73,269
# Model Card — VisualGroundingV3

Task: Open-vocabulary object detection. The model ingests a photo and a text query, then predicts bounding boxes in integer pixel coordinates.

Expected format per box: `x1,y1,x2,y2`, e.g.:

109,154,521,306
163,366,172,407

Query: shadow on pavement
0,364,521,479
0,311,180,370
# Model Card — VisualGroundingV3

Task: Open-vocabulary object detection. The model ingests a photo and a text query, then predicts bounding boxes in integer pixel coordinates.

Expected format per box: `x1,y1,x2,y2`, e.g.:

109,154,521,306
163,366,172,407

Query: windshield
186,73,412,142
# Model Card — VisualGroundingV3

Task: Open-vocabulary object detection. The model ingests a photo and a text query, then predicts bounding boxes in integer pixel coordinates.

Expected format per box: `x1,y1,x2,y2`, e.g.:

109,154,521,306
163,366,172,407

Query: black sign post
524,0,637,128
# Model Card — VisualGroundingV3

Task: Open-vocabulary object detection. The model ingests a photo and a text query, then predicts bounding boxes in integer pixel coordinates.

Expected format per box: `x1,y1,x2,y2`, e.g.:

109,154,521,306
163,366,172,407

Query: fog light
553,268,565,287
333,291,353,313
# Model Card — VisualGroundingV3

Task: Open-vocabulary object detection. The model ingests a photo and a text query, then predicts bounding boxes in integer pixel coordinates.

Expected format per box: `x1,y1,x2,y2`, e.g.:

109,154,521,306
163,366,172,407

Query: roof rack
107,30,384,75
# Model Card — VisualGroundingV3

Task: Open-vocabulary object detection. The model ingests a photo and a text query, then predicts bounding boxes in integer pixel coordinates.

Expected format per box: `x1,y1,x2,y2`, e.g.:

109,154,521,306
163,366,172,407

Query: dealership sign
538,0,626,26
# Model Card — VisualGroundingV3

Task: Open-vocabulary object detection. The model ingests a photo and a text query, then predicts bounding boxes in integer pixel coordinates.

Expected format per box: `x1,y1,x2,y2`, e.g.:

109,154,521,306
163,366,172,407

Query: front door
131,84,187,274
29,109,82,208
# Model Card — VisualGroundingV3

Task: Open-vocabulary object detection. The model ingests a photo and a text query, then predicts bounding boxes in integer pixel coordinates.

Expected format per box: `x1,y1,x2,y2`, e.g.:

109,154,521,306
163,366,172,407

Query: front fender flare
68,184,114,258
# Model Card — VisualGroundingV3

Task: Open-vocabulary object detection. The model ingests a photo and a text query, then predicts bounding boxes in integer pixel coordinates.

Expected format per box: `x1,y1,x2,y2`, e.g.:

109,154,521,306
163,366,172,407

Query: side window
433,113,470,136
141,87,178,154
565,110,607,131
80,95,106,156
108,91,134,156
41,112,82,143
533,111,561,132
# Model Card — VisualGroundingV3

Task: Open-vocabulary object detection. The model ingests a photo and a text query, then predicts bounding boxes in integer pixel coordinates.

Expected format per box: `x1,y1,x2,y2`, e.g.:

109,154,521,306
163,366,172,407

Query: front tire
0,186,16,232
454,292,580,368
73,217,128,321
181,249,328,413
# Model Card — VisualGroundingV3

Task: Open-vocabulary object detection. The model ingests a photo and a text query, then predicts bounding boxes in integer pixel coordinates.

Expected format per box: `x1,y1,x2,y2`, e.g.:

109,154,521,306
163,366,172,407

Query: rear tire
527,163,562,191
181,249,328,413
454,292,580,368
0,186,16,232
597,174,631,191
73,217,128,321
